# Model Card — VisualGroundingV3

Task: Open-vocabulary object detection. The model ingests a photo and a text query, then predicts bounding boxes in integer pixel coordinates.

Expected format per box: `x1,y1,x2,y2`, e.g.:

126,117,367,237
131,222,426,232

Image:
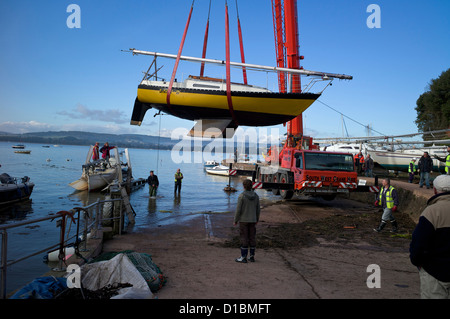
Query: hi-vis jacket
378,185,399,209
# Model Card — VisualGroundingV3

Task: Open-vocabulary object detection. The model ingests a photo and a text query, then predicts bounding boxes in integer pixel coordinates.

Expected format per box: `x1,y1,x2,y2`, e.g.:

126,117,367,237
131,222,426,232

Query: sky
0,0,449,143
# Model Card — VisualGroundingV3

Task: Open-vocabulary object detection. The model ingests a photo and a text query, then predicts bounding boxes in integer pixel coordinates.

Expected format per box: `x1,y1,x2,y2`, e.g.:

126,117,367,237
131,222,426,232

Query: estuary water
0,141,274,295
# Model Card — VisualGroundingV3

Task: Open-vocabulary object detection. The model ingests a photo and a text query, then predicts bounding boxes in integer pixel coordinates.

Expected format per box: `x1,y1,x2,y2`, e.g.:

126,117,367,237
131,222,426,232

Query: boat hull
0,182,35,206
132,85,320,127
205,165,230,176
368,150,446,173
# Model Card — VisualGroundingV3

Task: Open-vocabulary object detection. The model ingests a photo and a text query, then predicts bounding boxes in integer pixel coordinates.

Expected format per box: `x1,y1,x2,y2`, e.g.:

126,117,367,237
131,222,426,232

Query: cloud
0,121,54,133
57,104,129,124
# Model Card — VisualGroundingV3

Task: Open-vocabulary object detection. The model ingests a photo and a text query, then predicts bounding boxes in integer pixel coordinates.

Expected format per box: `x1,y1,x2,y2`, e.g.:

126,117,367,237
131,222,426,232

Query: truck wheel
279,173,293,200
271,174,280,195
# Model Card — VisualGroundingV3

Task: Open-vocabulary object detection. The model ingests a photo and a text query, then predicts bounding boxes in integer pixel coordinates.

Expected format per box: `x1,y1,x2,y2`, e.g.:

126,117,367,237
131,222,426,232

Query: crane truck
250,0,379,199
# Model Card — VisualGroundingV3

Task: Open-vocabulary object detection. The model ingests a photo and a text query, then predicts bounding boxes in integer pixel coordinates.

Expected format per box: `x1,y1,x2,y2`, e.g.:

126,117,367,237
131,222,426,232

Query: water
0,141,274,295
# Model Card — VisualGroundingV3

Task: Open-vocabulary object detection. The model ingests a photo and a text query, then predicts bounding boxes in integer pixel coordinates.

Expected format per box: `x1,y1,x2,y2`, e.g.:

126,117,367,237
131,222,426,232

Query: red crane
271,0,306,142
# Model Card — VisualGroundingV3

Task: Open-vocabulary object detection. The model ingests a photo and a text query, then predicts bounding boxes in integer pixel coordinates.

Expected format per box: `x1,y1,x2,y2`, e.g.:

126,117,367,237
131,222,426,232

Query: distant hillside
0,130,269,154
0,131,177,150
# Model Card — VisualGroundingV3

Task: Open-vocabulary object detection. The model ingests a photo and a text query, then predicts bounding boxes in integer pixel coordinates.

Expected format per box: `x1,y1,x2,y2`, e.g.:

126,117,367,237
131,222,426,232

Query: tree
415,68,450,140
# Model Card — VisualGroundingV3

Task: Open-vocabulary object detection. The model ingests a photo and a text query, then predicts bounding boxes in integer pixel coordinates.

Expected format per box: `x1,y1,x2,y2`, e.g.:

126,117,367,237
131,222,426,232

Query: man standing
409,174,450,298
408,158,417,183
418,152,433,189
234,179,260,263
100,142,115,160
434,146,450,175
147,170,159,198
92,142,100,161
174,168,183,195
373,178,399,233
364,154,374,177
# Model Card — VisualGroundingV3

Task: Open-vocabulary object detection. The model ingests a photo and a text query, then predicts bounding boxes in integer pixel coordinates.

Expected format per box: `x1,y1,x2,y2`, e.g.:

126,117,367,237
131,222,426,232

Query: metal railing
0,198,123,299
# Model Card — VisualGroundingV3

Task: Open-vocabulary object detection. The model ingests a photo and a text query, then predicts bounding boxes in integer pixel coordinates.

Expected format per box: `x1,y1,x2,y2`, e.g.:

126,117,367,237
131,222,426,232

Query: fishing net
92,250,166,292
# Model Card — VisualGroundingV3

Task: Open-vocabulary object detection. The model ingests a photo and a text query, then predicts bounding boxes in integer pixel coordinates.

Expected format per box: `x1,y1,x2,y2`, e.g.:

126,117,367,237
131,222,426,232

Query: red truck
253,138,362,200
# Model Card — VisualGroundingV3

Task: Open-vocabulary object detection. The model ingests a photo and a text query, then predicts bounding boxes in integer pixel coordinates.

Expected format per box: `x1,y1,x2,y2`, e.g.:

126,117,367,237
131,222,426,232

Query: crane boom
272,0,303,136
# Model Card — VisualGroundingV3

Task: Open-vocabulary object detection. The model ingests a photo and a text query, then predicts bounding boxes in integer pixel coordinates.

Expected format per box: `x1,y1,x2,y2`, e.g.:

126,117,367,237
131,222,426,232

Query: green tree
415,68,450,139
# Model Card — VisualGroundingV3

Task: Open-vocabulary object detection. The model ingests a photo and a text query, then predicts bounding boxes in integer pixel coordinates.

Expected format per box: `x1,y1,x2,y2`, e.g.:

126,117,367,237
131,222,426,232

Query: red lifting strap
225,2,239,127
200,0,212,77
235,0,247,85
167,1,195,116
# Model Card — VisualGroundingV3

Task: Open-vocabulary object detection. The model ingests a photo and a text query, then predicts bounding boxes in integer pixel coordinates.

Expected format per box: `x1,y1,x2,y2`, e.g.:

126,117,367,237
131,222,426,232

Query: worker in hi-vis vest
374,178,399,233
174,168,183,195
434,146,450,175
408,158,417,183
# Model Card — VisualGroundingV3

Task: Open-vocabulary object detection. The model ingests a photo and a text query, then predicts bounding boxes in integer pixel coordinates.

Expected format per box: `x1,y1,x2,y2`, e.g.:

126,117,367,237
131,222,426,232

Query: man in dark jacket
410,174,450,298
147,170,159,198
234,179,260,263
99,142,115,160
418,152,433,189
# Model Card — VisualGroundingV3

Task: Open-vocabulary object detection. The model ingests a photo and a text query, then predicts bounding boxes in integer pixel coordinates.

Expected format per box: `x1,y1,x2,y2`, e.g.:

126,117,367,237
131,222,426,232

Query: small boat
14,150,31,154
69,146,140,192
205,165,231,176
321,143,369,156
12,144,25,149
0,173,35,206
204,160,219,169
69,146,124,192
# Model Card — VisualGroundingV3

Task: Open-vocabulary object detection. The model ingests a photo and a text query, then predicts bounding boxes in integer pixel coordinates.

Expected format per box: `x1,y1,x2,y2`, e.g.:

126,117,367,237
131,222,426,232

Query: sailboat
128,50,351,137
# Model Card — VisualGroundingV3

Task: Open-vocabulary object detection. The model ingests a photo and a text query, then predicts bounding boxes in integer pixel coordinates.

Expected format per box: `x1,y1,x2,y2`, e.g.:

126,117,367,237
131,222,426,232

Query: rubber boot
390,220,398,233
249,247,256,262
373,221,386,233
235,247,248,263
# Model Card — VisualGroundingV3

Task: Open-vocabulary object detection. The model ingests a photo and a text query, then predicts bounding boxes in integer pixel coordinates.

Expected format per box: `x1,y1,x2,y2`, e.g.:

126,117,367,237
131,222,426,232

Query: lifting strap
167,0,195,116
225,1,239,127
200,0,212,77
235,0,247,84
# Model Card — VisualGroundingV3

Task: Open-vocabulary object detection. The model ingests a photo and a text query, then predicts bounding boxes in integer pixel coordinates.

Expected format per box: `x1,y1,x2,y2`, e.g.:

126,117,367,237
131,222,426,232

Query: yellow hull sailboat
128,50,352,136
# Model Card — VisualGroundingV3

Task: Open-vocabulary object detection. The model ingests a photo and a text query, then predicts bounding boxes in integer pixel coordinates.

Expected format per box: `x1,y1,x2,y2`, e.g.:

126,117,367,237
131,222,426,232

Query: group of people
408,145,450,188
146,168,184,198
92,142,116,161
354,151,374,177
372,145,450,298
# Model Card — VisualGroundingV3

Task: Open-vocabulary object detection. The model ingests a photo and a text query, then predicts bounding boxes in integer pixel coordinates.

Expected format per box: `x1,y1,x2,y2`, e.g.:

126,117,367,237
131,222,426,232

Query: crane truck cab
257,148,357,200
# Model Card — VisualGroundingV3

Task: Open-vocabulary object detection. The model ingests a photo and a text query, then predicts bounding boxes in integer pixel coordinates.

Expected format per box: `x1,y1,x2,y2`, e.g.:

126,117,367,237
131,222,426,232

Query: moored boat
204,160,220,169
14,150,31,154
205,165,230,176
69,146,124,192
0,173,34,206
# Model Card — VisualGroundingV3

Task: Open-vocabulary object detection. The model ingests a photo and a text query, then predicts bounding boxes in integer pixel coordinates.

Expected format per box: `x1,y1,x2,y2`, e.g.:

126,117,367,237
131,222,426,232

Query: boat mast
126,49,353,80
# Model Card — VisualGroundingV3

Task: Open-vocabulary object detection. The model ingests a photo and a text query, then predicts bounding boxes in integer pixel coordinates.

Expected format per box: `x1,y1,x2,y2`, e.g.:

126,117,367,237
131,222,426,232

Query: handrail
0,198,123,299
